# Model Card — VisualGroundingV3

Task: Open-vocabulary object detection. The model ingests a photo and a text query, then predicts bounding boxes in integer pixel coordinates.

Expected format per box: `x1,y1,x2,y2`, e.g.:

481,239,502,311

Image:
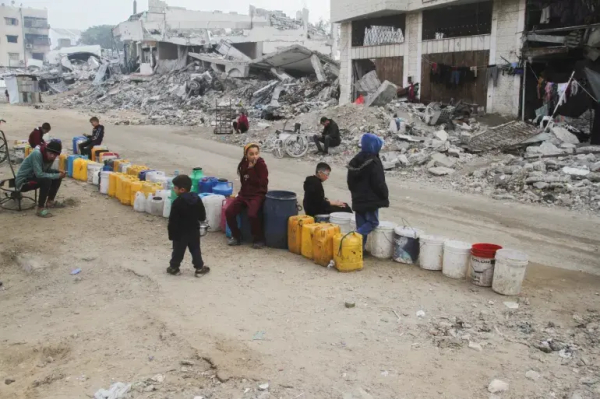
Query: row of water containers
288,212,528,296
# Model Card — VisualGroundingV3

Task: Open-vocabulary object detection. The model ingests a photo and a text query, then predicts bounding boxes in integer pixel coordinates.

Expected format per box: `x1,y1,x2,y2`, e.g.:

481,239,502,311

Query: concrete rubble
36,46,599,212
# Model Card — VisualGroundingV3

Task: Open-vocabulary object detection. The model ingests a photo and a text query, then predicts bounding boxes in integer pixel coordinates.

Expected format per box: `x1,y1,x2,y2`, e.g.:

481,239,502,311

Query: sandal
36,209,54,218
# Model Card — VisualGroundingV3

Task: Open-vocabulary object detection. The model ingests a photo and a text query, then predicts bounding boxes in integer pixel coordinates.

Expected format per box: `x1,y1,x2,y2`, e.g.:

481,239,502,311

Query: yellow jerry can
288,215,314,254
312,223,341,267
333,232,364,272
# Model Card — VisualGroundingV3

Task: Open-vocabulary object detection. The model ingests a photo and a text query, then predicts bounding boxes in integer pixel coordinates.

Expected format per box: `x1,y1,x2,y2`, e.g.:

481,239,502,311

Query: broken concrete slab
431,153,457,168
469,121,540,152
311,54,326,82
434,130,449,142
355,71,381,96
251,45,339,76
551,126,579,144
428,167,455,176
366,80,397,107
271,68,294,82
397,134,425,143
216,40,253,62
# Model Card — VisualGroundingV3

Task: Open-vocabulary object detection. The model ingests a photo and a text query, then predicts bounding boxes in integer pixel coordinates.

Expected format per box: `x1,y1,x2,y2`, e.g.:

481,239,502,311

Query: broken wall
158,42,178,60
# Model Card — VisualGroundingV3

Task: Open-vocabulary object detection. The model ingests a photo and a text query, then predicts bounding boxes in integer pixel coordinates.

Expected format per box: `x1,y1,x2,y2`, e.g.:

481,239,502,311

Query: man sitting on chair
16,140,66,218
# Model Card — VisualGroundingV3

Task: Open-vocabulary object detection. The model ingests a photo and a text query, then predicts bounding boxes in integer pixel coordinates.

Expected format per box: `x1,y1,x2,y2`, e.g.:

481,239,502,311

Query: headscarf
360,133,384,155
244,143,259,156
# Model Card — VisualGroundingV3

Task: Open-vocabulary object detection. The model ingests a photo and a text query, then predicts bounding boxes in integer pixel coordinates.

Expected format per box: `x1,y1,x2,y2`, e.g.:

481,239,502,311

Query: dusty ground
0,105,599,399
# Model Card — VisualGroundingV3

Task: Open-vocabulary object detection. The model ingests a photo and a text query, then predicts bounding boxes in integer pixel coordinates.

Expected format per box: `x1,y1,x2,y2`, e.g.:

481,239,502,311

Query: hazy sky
19,0,330,31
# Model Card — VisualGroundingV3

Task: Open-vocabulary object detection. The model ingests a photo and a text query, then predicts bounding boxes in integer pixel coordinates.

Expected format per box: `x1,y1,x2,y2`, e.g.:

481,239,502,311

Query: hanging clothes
487,66,499,87
540,6,550,23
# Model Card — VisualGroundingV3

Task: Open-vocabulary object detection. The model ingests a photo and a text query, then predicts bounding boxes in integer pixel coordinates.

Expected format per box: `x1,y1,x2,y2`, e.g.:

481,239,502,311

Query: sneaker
195,266,210,276
252,241,266,249
227,237,242,246
166,267,181,275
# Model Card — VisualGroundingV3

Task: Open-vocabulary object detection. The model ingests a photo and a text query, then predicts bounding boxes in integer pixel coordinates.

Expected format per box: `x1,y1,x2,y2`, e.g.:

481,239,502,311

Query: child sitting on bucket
167,175,210,276
303,162,352,217
225,143,269,249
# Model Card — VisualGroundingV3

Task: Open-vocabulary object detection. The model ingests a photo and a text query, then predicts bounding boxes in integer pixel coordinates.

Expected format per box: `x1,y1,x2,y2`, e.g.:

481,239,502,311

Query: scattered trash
253,331,266,340
345,302,356,309
468,341,483,352
503,301,519,309
258,382,270,391
416,310,426,318
525,370,541,381
5,378,15,385
94,382,131,399
70,268,82,275
487,379,509,394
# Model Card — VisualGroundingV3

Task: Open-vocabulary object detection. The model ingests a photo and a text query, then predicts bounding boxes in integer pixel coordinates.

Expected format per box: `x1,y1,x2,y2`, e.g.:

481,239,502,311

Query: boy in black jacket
347,133,389,250
167,175,210,276
303,162,352,217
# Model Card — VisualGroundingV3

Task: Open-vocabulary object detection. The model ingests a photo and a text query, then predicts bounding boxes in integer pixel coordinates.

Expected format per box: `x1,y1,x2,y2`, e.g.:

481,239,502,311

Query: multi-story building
0,4,50,68
331,0,526,117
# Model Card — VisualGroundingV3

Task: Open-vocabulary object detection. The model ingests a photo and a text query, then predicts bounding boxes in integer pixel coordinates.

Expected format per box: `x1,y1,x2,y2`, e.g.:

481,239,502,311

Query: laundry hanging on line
429,62,477,87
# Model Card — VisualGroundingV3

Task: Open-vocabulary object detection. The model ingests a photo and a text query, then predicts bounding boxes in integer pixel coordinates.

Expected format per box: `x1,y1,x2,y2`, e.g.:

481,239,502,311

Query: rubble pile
54,62,340,127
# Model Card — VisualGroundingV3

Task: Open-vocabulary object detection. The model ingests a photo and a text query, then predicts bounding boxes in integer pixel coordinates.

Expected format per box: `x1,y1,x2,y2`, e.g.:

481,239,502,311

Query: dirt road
1,105,599,399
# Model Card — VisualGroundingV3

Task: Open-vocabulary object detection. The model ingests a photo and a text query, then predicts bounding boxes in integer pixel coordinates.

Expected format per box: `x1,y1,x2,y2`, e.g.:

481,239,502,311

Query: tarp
4,76,19,105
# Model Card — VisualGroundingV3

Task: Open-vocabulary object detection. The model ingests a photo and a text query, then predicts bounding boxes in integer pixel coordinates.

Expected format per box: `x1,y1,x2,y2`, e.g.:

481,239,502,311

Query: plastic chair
0,129,37,211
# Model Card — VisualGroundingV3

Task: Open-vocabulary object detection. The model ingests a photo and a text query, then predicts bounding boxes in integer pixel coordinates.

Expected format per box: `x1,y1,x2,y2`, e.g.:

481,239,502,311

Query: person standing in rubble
233,111,249,134
313,117,341,155
347,133,389,251
78,117,105,159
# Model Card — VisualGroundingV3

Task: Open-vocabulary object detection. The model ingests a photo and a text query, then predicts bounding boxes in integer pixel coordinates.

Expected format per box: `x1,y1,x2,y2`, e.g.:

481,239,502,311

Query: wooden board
373,57,404,87
420,50,489,109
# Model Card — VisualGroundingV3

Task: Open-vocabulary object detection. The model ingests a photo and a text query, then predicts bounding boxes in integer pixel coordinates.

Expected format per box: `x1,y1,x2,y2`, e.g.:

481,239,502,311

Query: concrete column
486,0,525,116
311,54,326,82
338,22,353,104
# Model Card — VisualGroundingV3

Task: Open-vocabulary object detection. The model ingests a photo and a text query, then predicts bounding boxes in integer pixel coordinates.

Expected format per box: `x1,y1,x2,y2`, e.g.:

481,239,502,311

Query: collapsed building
112,0,333,76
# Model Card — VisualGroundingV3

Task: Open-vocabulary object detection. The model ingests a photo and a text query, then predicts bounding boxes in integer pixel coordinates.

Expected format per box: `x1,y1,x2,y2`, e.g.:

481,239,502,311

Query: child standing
347,133,389,250
226,143,269,248
167,175,210,276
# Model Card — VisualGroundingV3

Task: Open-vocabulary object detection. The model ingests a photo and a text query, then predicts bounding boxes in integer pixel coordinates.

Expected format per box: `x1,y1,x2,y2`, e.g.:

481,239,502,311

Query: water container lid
376,221,397,230
495,249,528,262
266,190,297,200
193,167,203,171
394,226,419,238
218,178,228,182
444,240,471,251
330,212,352,221
420,234,446,244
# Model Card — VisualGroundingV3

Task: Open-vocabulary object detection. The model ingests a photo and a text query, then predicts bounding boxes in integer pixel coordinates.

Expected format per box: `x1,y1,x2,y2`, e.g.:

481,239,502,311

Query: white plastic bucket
202,194,225,232
87,164,101,184
470,256,495,287
492,249,529,296
150,196,165,216
393,227,421,264
100,171,112,194
442,241,472,279
330,212,353,234
367,221,397,259
419,235,445,271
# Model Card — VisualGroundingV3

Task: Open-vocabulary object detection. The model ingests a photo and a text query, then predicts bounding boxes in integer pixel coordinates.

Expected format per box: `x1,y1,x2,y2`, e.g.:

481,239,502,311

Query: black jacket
168,192,206,241
322,119,341,142
347,153,389,213
89,125,105,145
303,175,329,217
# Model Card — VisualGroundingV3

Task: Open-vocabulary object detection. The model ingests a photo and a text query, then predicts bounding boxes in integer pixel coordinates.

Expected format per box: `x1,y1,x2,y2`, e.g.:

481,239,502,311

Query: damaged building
112,0,333,76
332,0,527,117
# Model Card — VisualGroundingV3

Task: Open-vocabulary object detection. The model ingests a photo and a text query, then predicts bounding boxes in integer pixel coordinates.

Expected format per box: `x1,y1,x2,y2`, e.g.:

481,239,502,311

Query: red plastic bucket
471,243,502,259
